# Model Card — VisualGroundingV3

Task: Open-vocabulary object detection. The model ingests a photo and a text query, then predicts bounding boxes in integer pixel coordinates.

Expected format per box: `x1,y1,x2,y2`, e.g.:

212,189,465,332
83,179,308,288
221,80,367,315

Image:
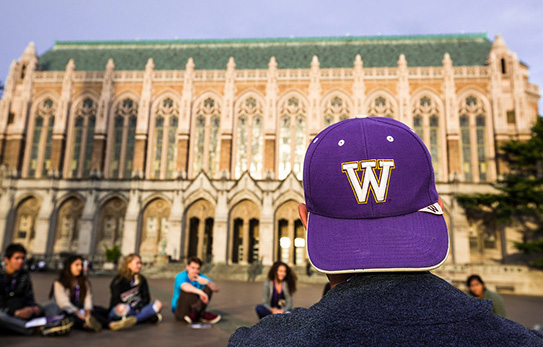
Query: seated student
172,257,221,324
255,261,297,319
0,243,72,336
467,274,507,318
108,253,163,331
50,255,107,332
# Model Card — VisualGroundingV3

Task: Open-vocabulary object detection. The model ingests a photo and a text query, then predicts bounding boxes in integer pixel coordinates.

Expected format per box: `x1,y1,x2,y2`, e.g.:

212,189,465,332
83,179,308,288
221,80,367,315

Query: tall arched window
234,96,264,179
69,98,96,178
412,96,441,180
368,95,395,118
110,98,138,179
28,98,56,178
459,95,489,182
278,96,307,180
151,97,179,179
323,95,350,128
191,96,221,178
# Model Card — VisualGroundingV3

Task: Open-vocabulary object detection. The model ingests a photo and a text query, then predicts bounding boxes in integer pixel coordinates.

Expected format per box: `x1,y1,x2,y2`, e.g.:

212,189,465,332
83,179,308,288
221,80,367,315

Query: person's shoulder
229,308,315,346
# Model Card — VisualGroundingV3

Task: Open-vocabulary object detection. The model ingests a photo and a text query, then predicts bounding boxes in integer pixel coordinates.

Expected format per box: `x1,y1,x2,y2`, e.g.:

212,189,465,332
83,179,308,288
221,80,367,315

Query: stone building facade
0,34,539,268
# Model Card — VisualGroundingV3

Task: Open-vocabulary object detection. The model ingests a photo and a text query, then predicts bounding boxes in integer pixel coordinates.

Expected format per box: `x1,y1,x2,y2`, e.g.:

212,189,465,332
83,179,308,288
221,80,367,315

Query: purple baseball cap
303,116,449,273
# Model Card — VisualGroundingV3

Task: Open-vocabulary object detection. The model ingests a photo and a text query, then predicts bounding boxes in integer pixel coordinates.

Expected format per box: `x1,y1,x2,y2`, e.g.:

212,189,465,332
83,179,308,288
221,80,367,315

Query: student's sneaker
200,312,221,324
148,313,162,324
184,313,197,324
40,317,74,337
85,314,102,332
109,316,138,331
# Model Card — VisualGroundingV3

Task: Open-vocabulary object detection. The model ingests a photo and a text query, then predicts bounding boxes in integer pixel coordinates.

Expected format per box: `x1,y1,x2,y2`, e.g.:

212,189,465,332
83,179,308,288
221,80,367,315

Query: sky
1,0,542,110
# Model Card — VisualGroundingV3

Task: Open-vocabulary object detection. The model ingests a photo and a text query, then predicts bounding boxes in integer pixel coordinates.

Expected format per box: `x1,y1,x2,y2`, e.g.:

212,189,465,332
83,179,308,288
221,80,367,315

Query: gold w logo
341,159,395,204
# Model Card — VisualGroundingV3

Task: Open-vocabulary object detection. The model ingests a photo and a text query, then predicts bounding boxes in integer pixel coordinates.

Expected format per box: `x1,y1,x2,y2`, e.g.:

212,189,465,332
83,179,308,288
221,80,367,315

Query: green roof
38,33,493,71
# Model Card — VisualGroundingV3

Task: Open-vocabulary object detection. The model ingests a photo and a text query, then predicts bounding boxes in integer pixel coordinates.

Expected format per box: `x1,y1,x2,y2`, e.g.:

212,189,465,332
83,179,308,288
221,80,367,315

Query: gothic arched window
278,96,307,180
69,98,96,178
412,96,441,180
28,98,55,178
234,96,264,179
458,96,489,182
323,95,350,128
191,96,221,178
368,95,395,118
151,97,179,179
110,98,138,178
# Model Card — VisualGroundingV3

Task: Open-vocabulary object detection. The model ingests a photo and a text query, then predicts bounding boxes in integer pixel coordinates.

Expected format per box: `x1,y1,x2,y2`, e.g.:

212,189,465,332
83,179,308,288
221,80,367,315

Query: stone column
264,57,278,178
287,219,295,266
352,54,365,115
32,191,56,254
259,192,274,265
212,191,228,264
77,191,96,255
446,193,471,264
51,59,75,176
122,187,141,255
92,59,114,176
0,182,15,251
4,43,38,173
0,61,18,159
219,57,236,177
397,54,410,124
241,218,250,264
195,216,205,260
178,58,194,177
134,59,154,177
167,189,183,260
442,53,459,181
308,55,321,136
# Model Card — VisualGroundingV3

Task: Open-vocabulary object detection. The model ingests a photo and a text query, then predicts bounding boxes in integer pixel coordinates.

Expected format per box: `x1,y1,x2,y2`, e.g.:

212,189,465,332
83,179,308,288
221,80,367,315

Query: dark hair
267,261,297,294
187,256,202,267
467,274,485,295
49,255,88,307
4,243,27,260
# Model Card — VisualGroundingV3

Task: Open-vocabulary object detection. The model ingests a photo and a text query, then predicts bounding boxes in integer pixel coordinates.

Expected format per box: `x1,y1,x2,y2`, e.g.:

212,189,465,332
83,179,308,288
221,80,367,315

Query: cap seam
306,121,346,209
370,117,436,202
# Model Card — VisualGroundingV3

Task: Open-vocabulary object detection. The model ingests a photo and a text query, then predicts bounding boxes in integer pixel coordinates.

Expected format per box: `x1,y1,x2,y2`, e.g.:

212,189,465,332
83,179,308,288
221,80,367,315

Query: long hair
267,261,297,294
50,255,88,306
116,253,141,285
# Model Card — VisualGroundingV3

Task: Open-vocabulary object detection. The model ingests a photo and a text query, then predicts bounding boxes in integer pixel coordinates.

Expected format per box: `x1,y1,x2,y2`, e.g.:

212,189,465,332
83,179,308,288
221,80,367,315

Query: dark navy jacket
229,272,543,346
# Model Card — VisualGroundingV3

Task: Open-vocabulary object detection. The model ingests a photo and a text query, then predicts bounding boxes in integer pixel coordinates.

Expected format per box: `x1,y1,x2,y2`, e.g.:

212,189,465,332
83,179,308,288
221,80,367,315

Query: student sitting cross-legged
172,256,221,324
108,253,163,331
50,255,108,332
0,243,72,336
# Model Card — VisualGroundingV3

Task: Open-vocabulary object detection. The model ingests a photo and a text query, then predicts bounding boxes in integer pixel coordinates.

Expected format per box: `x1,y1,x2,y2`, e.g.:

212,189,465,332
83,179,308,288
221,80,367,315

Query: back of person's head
187,256,203,267
303,116,449,273
4,243,27,260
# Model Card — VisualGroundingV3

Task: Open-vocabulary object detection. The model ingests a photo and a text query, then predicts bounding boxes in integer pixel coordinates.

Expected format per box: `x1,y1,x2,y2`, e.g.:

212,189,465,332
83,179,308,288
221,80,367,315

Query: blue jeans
255,304,272,319
109,301,159,323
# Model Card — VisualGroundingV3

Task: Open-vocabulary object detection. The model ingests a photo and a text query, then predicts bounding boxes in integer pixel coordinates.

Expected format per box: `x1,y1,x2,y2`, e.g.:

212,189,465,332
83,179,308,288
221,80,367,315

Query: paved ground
2,272,543,346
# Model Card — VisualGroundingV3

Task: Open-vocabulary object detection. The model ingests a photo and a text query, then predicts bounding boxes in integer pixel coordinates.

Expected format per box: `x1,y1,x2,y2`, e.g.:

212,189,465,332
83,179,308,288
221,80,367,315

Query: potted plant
103,244,121,270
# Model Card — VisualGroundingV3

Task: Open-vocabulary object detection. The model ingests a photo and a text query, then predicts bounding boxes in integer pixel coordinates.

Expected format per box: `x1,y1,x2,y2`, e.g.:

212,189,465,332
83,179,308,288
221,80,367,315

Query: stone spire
397,54,409,123
352,54,365,115
309,55,321,127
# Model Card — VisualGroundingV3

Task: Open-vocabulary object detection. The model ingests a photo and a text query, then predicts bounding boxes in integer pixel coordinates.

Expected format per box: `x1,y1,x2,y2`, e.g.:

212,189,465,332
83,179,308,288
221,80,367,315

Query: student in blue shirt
171,257,220,324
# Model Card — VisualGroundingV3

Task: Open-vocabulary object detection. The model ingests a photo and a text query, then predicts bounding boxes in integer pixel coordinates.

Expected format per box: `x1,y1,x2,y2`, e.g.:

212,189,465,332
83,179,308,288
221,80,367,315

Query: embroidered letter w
341,160,395,204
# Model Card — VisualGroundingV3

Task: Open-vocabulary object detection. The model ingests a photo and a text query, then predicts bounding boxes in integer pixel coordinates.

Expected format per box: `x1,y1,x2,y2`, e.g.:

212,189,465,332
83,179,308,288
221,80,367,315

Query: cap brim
306,210,449,273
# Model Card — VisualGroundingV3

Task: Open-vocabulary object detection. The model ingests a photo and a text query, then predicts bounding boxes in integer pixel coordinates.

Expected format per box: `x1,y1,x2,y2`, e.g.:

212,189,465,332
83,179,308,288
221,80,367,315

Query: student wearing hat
229,116,543,346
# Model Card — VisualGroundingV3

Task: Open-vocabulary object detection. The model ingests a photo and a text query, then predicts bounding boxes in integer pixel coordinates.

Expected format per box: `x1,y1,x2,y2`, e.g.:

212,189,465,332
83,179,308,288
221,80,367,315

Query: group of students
0,243,224,337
